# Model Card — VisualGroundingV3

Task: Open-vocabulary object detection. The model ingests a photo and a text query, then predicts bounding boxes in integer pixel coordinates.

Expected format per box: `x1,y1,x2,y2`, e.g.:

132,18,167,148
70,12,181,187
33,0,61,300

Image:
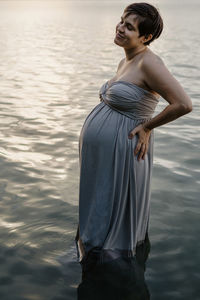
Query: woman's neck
124,46,147,62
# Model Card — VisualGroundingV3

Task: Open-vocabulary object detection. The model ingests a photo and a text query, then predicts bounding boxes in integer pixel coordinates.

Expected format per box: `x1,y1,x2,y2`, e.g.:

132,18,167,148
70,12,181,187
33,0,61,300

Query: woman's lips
116,33,125,39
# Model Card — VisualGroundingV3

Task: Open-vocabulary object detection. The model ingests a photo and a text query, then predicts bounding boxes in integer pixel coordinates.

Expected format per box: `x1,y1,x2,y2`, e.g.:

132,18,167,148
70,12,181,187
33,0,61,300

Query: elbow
187,106,193,112
179,103,193,114
185,104,193,113
185,98,193,112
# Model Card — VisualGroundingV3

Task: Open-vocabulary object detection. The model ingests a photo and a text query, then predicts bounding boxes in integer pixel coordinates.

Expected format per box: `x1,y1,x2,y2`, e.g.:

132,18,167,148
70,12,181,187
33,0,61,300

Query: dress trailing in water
74,80,159,264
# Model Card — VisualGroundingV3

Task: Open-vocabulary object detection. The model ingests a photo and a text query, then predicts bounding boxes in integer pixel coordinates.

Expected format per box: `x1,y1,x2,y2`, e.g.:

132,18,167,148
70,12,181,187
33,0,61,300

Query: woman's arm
128,54,193,161
141,54,193,131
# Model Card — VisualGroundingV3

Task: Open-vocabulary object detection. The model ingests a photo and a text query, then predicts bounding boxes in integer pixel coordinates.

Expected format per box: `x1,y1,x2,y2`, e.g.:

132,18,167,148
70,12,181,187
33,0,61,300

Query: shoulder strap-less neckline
106,80,159,100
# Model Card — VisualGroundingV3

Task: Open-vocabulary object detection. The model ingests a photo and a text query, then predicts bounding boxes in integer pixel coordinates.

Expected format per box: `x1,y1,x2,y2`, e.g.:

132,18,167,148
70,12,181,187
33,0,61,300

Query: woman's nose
117,23,124,32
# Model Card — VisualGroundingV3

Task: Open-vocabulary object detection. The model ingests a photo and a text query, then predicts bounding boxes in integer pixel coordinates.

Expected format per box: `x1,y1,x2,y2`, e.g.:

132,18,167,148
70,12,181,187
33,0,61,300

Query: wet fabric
77,231,151,300
74,80,159,264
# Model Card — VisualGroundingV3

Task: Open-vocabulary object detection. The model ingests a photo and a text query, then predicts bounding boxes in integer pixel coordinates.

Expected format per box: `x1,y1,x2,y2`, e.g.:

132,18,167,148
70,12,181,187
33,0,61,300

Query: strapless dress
74,80,160,264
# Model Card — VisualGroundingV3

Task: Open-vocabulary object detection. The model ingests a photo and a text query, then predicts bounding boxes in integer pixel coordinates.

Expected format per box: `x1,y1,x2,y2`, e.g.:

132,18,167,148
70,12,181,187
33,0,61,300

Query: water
0,0,199,299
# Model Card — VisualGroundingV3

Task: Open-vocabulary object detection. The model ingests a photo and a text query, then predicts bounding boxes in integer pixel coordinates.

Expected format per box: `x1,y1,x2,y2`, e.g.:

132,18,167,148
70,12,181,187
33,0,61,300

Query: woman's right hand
128,123,152,161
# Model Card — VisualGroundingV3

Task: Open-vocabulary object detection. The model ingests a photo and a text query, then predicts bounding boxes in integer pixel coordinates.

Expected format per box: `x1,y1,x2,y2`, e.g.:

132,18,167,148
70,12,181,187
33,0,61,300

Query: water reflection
77,232,151,300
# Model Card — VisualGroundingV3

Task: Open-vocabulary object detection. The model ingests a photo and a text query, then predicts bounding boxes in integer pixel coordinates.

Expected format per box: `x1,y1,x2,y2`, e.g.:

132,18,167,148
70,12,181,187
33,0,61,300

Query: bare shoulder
142,48,165,68
141,49,175,93
141,48,192,109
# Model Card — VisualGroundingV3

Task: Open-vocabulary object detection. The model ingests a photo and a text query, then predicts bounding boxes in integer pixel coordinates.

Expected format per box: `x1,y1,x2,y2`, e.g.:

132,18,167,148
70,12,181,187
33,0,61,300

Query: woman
74,2,192,269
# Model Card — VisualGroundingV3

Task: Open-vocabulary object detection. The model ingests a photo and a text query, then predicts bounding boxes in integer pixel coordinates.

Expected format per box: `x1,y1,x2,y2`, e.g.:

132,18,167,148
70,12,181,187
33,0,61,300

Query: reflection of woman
74,2,192,268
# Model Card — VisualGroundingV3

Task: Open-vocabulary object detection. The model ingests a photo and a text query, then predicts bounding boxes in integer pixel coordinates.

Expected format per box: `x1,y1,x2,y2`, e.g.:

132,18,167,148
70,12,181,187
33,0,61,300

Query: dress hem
74,224,149,265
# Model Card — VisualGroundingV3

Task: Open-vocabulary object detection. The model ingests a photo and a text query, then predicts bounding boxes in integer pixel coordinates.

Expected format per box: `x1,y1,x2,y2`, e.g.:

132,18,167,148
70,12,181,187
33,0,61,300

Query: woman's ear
143,33,153,43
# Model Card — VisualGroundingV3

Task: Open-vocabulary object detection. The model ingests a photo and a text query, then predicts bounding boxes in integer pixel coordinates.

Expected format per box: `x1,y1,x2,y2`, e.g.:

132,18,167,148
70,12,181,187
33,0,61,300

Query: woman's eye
119,21,132,30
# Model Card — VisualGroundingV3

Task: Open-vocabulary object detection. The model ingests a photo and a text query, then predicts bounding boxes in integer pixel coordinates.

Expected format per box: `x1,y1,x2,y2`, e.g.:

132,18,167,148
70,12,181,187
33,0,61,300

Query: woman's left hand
128,124,152,161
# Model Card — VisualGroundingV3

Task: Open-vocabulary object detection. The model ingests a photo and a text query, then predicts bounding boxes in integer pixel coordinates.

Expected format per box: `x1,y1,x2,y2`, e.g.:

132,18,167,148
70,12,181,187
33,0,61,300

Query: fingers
135,143,148,161
142,142,148,159
129,125,150,160
128,129,136,139
128,125,141,139
138,143,146,161
134,141,142,156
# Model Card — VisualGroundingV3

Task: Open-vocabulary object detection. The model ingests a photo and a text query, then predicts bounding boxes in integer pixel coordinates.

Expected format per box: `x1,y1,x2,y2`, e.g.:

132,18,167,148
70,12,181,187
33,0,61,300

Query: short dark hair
124,2,163,45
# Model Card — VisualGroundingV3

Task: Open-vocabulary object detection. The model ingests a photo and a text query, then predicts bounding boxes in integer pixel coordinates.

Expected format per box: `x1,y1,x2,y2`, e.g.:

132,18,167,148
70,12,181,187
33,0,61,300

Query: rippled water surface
0,0,199,299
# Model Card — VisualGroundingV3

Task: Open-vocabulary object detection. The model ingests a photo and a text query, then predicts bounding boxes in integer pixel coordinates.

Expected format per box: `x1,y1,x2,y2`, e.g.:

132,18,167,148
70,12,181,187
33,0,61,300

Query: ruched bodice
99,80,159,120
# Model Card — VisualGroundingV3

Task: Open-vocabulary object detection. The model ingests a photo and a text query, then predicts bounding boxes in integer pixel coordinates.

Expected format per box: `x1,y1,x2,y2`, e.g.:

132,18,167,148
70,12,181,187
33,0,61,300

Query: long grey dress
74,80,159,264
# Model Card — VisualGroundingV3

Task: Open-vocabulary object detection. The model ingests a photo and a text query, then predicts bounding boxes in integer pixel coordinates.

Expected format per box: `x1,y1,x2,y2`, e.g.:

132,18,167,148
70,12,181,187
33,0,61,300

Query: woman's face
114,13,145,49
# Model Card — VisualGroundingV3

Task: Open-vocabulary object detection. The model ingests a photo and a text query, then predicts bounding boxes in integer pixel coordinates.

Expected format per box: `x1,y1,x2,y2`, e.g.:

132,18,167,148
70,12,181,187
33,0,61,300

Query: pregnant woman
74,2,193,272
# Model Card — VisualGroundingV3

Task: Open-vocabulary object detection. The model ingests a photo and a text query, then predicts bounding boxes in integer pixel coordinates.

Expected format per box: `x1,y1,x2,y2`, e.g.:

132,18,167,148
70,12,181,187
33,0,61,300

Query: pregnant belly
78,102,151,158
78,102,154,174
79,103,120,148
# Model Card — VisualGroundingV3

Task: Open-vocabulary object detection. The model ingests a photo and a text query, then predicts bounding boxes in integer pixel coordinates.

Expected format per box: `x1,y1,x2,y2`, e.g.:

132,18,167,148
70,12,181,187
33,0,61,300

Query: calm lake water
0,0,199,299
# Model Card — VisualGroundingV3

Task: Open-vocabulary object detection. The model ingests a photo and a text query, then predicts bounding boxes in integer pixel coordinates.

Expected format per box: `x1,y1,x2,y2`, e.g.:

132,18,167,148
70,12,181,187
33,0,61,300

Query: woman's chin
114,37,123,46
